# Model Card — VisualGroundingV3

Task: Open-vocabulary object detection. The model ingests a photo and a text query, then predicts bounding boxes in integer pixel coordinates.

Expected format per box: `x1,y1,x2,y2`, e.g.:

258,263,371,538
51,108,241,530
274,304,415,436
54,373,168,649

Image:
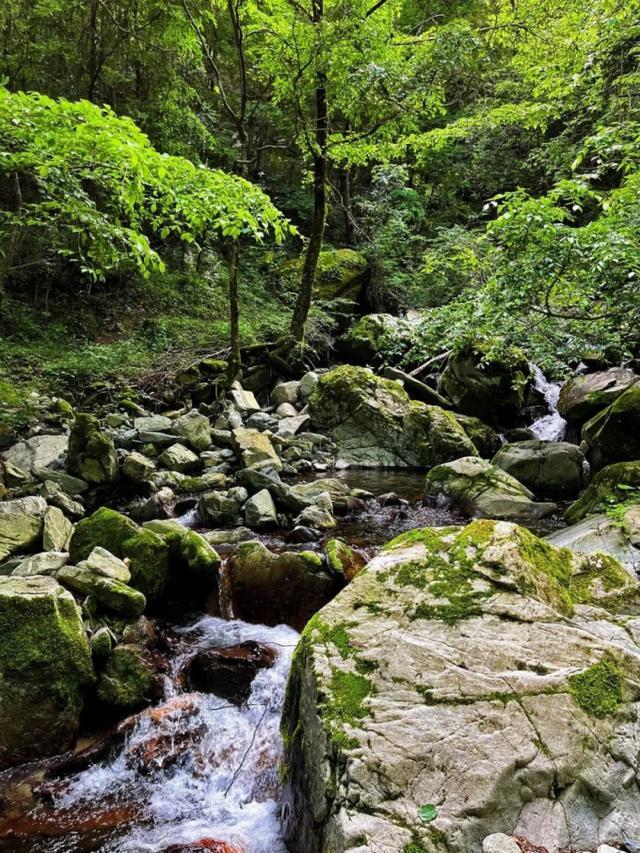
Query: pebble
482,835,521,853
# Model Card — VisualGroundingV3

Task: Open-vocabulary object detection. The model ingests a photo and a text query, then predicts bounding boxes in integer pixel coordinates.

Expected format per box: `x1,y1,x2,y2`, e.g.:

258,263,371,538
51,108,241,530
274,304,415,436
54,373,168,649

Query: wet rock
325,539,365,581
184,641,276,704
229,541,335,628
70,507,169,599
96,643,156,710
138,430,179,447
439,343,532,426
12,550,70,576
122,451,156,484
43,504,74,551
492,440,586,497
565,461,640,525
288,526,321,543
158,527,221,589
67,413,118,484
3,433,69,474
0,495,47,560
244,488,278,529
174,409,212,452
425,456,557,520
309,365,476,468
158,442,200,473
582,383,640,468
0,576,94,768
232,426,282,471
57,566,146,617
281,520,640,853
558,368,638,423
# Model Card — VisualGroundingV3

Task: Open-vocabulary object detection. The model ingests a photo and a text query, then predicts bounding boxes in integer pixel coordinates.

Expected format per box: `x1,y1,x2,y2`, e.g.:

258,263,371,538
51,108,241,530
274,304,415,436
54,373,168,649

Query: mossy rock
581,383,640,468
309,365,476,468
439,343,531,427
0,576,95,767
339,314,411,366
455,415,502,459
70,507,169,599
558,368,638,423
325,539,366,582
281,247,369,303
565,461,640,525
96,643,155,710
67,413,119,484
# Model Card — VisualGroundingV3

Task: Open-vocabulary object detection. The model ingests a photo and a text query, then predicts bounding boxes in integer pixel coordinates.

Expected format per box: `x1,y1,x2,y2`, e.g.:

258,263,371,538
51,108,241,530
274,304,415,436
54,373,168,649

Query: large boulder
581,383,640,468
173,409,212,452
0,576,94,767
425,456,557,520
96,643,156,710
546,510,640,573
281,520,640,853
558,368,638,423
229,541,336,630
492,440,586,497
3,434,69,475
67,413,118,484
232,427,282,471
69,507,168,599
565,461,640,525
0,495,47,560
339,314,410,366
309,366,476,468
439,344,531,426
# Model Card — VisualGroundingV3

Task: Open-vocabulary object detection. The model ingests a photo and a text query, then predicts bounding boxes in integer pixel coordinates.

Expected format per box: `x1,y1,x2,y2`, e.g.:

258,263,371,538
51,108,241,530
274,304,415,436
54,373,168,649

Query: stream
0,460,568,851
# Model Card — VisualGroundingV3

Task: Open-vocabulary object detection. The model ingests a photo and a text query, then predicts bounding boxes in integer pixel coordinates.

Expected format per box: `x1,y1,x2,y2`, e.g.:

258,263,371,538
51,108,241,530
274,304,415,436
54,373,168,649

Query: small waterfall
529,364,567,441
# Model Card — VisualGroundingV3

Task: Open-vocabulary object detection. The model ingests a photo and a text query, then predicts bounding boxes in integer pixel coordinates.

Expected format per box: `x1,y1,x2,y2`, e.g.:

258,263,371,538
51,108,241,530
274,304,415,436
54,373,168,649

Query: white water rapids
52,617,299,853
529,364,567,441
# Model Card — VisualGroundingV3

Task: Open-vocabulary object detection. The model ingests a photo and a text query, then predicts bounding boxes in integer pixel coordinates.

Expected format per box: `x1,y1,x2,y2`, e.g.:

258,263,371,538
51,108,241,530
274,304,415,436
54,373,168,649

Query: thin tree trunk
87,0,99,100
290,28,328,343
340,167,355,246
227,237,241,379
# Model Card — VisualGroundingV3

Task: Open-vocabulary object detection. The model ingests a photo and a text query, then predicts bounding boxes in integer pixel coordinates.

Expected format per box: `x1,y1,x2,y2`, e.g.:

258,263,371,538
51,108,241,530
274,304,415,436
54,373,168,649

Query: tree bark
339,167,355,246
290,17,328,344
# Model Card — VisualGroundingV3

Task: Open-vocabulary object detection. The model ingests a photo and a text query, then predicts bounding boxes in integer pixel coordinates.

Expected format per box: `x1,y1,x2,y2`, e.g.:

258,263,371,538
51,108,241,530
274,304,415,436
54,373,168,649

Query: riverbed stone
199,490,245,526
122,451,156,483
425,456,557,520
3,433,69,474
67,413,118,484
134,415,172,433
325,539,365,581
42,504,74,551
0,576,94,767
558,368,638,423
439,344,532,426
173,409,212,452
12,550,69,576
272,381,300,407
232,426,282,471
230,387,261,414
57,566,146,617
280,520,640,853
158,442,200,473
96,643,155,709
309,365,476,468
581,383,640,468
69,507,168,598
32,465,88,495
492,440,586,497
78,546,131,583
244,488,278,529
229,541,335,629
546,513,640,573
0,495,47,560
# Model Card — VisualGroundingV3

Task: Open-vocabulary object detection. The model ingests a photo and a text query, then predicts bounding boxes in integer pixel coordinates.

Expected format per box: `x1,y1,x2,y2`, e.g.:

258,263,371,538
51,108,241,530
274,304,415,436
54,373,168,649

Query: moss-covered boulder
173,408,212,452
425,455,557,520
96,643,155,710
282,247,368,303
56,566,146,618
67,413,118,484
0,495,47,560
69,507,168,599
439,344,531,426
325,539,365,582
492,440,586,497
558,368,638,423
229,541,336,630
581,383,640,468
309,365,476,468
338,314,410,366
147,523,221,592
0,576,94,767
281,520,640,853
456,414,502,459
565,461,640,525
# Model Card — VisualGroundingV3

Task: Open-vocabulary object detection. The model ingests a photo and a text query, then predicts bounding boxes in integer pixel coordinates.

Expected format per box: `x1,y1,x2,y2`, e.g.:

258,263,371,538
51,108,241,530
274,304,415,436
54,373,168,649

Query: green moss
96,643,154,709
568,658,623,718
566,461,640,524
324,667,373,746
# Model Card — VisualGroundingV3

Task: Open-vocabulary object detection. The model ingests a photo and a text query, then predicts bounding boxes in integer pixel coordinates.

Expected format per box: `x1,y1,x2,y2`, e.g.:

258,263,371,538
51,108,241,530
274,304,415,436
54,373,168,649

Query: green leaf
418,804,437,823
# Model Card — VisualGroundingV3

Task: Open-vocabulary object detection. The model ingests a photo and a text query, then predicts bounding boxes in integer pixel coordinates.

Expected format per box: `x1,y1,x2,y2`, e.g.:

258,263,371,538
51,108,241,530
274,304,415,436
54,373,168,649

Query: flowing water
529,364,567,441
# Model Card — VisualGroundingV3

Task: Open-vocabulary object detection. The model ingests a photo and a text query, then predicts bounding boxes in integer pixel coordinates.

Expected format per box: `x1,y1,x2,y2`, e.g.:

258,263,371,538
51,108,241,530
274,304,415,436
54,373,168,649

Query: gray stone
299,371,320,398
3,434,69,474
0,496,47,560
134,415,172,432
272,381,300,407
230,387,261,414
295,505,336,530
244,489,278,529
122,451,156,483
12,551,70,576
276,403,298,418
558,368,638,423
546,512,640,574
78,546,131,583
492,440,586,497
482,835,521,853
278,414,310,436
137,430,178,446
173,409,211,452
32,466,88,495
43,505,74,551
158,443,200,473
233,427,282,471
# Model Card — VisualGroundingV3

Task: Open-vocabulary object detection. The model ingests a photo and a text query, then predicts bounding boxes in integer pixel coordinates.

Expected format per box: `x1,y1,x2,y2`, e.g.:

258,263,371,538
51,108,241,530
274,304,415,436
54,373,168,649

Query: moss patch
568,658,623,718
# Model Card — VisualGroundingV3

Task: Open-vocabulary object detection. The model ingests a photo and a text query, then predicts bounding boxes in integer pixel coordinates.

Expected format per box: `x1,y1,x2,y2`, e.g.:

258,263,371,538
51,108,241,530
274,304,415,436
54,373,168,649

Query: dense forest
1,1,640,852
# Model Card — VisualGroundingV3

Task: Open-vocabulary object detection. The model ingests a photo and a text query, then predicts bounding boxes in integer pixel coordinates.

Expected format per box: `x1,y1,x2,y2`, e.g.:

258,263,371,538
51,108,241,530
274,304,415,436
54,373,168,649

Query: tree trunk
340,167,355,246
290,69,328,342
227,237,242,380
